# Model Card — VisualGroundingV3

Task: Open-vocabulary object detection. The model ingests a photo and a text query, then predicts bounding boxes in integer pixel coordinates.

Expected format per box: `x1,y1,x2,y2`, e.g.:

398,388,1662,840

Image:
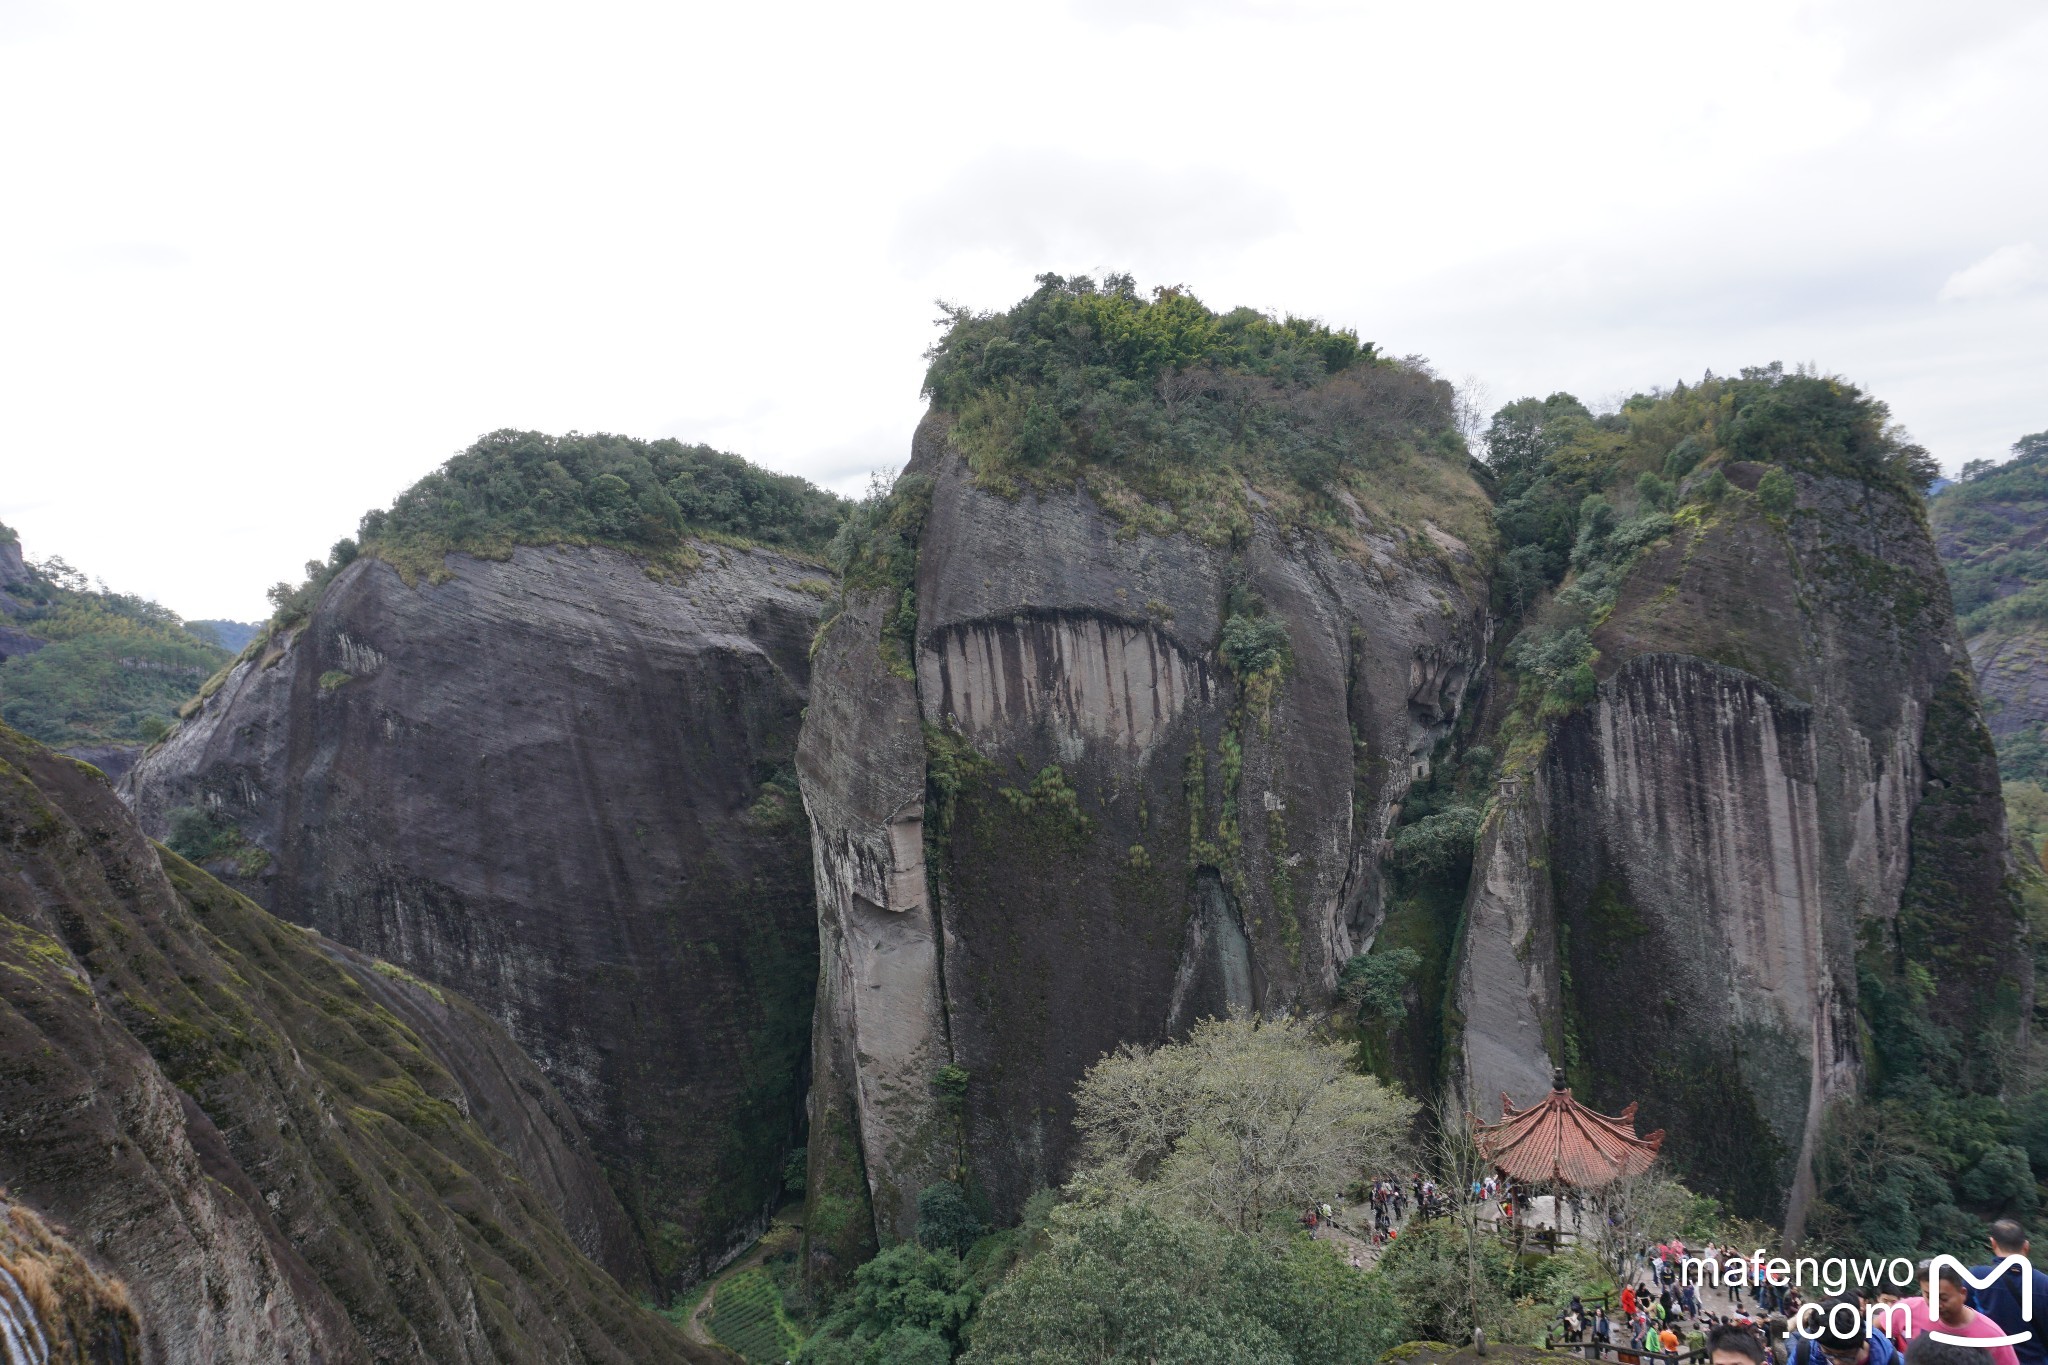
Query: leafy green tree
1663,435,1706,479
1505,625,1596,712
1376,1215,1519,1344
1337,948,1423,1025
852,1245,975,1342
799,1243,977,1364
961,1204,1397,1365
1493,542,1554,619
2003,780,2048,868
165,806,238,862
1927,427,2048,647
1482,393,1594,488
1634,470,1674,510
1219,614,1292,683
1389,808,1481,877
917,1183,985,1256
1067,1012,1412,1234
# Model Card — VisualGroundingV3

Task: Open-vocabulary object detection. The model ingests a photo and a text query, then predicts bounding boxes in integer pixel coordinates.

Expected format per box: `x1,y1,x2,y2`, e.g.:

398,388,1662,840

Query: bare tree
1454,374,1493,458
1587,1160,1690,1284
1156,365,1203,425
1430,1097,1500,1335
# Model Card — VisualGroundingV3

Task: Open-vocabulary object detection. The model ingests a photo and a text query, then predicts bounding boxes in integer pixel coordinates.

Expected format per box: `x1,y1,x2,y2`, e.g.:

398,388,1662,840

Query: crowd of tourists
1348,1173,1457,1244
1555,1219,2048,1365
1295,1171,1483,1252
1553,1239,1724,1354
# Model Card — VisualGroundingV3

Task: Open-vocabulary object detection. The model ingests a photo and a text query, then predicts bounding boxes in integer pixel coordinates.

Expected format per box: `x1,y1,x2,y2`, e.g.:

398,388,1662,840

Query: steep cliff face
0,724,694,1362
1455,440,2025,1227
800,408,1493,1254
0,530,28,605
123,540,825,1286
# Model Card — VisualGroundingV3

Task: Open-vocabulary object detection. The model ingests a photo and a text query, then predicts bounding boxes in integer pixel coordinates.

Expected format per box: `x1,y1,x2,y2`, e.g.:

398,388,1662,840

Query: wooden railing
1554,1341,1711,1364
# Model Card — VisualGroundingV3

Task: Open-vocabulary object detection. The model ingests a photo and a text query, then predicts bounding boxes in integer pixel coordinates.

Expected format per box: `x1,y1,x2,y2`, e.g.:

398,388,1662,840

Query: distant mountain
186,618,263,652
1928,430,2048,791
0,520,229,779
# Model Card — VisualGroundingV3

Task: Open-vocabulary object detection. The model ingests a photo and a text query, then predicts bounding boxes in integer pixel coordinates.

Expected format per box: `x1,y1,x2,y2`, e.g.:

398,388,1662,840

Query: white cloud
0,0,69,43
1939,243,2046,303
895,150,1291,268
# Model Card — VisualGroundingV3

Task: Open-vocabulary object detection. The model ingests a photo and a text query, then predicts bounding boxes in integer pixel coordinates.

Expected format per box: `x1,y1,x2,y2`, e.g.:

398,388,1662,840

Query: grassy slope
0,722,696,1360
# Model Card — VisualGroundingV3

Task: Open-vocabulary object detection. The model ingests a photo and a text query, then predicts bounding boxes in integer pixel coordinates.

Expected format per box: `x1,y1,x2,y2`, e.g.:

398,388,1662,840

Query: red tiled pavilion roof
1471,1070,1665,1190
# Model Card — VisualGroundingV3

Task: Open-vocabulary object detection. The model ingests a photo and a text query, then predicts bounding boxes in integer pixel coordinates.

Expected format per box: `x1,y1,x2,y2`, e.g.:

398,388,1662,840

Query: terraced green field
708,1267,801,1364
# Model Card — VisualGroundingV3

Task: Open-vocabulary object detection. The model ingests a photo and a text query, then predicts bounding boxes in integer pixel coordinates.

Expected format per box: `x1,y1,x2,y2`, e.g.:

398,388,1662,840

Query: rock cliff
1453,422,2026,1229
124,539,826,1286
0,530,28,607
0,723,695,1362
799,405,1493,1259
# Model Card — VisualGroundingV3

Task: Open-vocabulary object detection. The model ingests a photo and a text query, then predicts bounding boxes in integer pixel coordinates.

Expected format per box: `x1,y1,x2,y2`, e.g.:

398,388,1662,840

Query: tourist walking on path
1785,1296,1900,1365
1887,1261,2021,1365
1974,1219,2048,1365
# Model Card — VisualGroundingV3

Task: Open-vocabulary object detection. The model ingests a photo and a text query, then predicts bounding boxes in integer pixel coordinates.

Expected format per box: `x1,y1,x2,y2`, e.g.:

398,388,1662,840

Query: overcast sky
4,0,2045,620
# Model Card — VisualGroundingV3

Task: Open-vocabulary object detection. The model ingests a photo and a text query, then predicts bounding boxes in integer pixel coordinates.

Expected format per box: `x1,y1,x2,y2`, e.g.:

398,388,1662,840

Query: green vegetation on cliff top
263,428,850,632
0,534,228,747
368,428,846,566
922,273,1492,562
1480,364,1938,747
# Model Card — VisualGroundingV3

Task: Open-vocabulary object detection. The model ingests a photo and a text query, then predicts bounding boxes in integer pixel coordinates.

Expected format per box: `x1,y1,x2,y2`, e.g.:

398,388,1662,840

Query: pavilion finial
1551,1067,1567,1092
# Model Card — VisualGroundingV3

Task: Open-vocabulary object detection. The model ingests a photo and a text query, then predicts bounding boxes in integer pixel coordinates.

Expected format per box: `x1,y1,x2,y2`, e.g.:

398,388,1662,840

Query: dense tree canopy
258,429,850,630
359,429,847,569
1483,365,1934,628
1930,430,2048,639
920,273,1487,552
1067,1012,1413,1235
960,1205,1397,1365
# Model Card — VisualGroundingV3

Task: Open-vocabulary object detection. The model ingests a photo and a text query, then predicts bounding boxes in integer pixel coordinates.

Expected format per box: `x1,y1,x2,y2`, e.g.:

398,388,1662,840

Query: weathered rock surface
57,742,140,783
1454,463,2024,1228
0,625,44,662
0,723,695,1362
123,540,825,1286
800,414,1493,1247
1967,628,2048,741
0,534,28,610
